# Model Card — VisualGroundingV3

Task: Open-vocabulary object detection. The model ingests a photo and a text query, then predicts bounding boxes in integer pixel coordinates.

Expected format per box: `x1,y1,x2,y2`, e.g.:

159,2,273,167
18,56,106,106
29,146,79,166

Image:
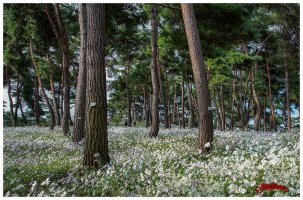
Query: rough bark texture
83,4,110,167
30,42,55,130
14,78,21,124
285,59,291,131
266,58,275,130
252,63,261,131
45,3,71,136
182,4,214,153
73,3,87,143
149,4,160,138
186,82,194,128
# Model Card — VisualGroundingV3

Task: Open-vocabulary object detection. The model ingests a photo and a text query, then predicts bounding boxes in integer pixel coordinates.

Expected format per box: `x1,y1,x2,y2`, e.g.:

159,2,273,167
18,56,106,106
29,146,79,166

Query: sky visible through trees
2,3,300,197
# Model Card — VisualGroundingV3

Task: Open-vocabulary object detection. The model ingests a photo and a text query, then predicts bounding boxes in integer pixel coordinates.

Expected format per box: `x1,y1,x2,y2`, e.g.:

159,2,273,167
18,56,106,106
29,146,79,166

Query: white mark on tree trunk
90,102,96,107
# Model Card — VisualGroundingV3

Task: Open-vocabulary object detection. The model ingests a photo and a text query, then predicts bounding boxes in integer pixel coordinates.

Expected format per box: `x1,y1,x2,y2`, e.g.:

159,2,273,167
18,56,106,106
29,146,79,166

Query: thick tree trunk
182,4,214,153
30,42,55,130
45,3,71,136
34,76,41,125
83,4,110,167
73,3,88,142
285,59,291,131
146,93,151,128
149,4,160,138
5,66,16,127
252,63,261,131
186,82,194,128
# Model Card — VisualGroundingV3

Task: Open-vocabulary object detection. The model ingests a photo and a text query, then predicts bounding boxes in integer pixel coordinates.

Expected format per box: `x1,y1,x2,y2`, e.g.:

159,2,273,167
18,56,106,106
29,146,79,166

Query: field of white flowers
3,126,300,197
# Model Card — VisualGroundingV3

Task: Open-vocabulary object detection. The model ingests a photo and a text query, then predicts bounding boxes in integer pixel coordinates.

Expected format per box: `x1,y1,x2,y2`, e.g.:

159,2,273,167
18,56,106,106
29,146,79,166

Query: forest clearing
3,126,300,197
2,3,299,197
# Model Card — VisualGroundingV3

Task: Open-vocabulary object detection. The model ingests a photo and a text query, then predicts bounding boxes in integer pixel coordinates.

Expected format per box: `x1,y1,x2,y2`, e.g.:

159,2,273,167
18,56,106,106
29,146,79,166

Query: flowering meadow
3,126,300,197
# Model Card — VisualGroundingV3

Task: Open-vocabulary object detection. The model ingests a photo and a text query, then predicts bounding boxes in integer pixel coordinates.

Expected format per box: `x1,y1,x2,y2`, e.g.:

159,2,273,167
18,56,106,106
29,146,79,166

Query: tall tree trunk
14,78,21,124
34,76,41,125
182,4,214,153
266,58,275,131
83,4,110,167
213,89,222,131
181,79,185,128
187,82,194,128
60,73,64,119
158,58,169,128
146,93,151,128
149,4,160,138
218,85,225,130
19,100,27,124
285,58,291,131
264,95,267,131
73,3,87,142
173,78,177,125
239,70,244,130
126,64,132,127
45,3,71,136
5,66,16,127
143,86,146,123
252,63,261,131
47,55,60,126
30,42,55,130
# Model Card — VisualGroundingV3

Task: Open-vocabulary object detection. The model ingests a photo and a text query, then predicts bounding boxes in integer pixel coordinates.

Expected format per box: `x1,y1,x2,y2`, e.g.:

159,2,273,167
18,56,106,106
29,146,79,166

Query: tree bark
186,82,194,128
14,78,21,124
34,76,41,125
182,4,214,153
30,42,55,130
19,100,27,124
252,63,261,131
126,63,132,127
45,3,71,136
173,77,177,125
285,58,291,131
83,4,110,167
158,57,169,128
47,55,60,126
266,58,275,131
149,4,160,138
181,79,185,128
5,66,16,127
73,3,88,142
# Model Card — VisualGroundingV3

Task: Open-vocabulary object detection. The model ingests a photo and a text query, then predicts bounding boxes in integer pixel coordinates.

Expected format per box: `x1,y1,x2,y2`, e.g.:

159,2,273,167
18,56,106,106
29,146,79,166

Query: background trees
3,3,299,133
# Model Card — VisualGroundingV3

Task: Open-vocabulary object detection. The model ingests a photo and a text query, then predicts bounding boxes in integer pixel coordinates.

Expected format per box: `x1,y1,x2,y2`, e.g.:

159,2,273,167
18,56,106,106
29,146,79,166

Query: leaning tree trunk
45,3,71,136
5,66,16,127
285,58,291,131
266,58,275,131
187,82,194,128
73,3,87,143
83,4,110,167
149,4,160,138
19,100,27,124
181,4,214,153
30,42,55,130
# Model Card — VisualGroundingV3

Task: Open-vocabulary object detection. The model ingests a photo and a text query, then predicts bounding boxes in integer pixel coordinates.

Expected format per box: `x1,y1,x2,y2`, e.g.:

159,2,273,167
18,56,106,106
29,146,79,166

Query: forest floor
3,126,300,197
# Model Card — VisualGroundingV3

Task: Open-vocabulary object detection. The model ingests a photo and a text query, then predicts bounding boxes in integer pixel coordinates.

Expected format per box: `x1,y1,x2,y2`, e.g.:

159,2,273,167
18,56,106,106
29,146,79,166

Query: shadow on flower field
3,126,300,197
